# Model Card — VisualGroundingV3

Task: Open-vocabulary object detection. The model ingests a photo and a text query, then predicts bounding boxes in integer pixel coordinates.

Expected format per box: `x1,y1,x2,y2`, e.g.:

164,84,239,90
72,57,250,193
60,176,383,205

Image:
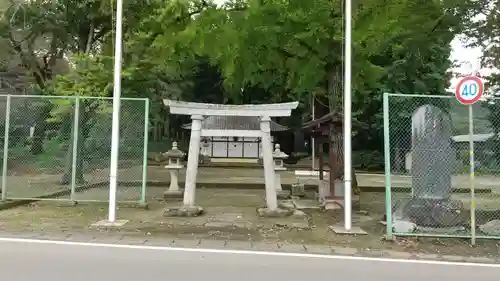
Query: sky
450,35,485,74
449,37,484,91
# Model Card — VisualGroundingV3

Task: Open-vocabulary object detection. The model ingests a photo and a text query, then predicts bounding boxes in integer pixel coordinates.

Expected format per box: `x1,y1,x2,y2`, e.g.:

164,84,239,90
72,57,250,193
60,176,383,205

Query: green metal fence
384,93,500,243
0,95,149,205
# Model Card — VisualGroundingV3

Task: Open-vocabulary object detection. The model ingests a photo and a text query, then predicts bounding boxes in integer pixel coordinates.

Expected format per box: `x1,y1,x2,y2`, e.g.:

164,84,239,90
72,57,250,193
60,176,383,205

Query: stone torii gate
163,100,298,216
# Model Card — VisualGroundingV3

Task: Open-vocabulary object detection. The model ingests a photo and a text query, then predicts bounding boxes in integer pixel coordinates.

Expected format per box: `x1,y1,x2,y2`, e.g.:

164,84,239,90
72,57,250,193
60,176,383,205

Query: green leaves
2,0,470,133
457,0,500,134
145,0,462,108
52,54,112,97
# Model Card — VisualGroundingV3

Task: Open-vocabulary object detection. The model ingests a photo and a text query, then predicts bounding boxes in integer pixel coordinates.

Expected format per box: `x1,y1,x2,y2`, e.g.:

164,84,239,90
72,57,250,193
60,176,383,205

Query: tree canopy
0,0,490,171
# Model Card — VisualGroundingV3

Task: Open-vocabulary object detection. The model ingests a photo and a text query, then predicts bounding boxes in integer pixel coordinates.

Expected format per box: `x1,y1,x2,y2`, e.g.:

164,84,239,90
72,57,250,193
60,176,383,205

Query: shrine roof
181,116,289,131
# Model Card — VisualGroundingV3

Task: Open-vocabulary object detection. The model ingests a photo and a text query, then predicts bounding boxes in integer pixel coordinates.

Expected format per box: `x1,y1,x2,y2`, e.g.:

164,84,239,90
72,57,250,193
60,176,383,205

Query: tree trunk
326,66,360,195
326,66,342,111
60,28,95,186
330,129,360,195
60,126,85,185
30,102,52,155
163,108,170,141
60,101,92,185
394,147,404,173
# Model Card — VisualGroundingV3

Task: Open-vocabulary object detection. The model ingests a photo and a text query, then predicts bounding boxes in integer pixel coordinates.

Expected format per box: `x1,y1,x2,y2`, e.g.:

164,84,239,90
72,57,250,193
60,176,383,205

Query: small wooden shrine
301,112,361,207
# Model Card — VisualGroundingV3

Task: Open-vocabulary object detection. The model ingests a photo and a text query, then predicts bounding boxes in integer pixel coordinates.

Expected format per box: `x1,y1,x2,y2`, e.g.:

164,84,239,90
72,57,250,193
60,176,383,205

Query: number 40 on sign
455,75,484,105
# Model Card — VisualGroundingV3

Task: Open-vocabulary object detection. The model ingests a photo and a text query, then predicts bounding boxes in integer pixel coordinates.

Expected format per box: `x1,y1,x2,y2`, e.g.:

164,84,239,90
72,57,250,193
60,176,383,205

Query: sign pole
455,75,483,246
468,104,476,245
343,0,352,231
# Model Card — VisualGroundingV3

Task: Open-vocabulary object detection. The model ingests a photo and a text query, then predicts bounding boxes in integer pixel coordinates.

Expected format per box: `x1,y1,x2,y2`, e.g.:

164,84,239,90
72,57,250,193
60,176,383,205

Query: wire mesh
73,97,148,203
0,95,149,205
4,95,74,200
384,93,500,240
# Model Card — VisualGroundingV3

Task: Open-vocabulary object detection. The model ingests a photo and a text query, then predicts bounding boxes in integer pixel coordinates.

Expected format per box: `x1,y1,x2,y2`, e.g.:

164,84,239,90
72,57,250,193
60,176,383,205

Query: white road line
0,237,498,268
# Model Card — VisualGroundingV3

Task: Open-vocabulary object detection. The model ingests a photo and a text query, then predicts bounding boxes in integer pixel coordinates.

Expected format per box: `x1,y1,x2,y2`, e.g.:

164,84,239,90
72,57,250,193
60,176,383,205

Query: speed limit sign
455,76,484,105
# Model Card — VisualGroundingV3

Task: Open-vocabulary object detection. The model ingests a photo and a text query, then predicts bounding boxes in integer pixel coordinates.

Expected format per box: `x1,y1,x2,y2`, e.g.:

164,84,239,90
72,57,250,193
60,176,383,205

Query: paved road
0,241,499,281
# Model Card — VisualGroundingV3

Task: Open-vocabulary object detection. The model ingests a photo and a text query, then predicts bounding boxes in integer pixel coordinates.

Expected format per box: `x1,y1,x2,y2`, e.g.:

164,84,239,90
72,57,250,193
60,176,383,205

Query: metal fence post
383,93,393,239
1,95,11,201
140,98,150,205
70,96,80,202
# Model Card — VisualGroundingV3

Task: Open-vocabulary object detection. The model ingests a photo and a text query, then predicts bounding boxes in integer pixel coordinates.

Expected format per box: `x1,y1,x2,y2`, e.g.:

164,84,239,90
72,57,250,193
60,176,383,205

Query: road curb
0,232,497,264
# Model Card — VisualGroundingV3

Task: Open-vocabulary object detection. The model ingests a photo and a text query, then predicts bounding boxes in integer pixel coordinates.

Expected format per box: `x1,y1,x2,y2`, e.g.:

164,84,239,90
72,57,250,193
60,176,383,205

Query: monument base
394,197,463,227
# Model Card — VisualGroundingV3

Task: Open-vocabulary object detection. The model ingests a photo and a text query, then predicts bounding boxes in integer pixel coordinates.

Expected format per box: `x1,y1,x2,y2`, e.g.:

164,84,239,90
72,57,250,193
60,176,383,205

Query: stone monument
394,105,463,229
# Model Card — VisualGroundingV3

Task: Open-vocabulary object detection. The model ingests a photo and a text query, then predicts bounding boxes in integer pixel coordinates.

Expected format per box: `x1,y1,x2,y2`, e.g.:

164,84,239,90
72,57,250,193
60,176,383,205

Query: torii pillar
260,115,278,210
184,114,203,206
163,100,298,217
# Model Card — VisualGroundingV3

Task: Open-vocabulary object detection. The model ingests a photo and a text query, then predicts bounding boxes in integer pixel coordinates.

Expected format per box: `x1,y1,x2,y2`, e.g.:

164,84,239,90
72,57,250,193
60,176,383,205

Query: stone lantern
163,142,185,199
273,143,290,199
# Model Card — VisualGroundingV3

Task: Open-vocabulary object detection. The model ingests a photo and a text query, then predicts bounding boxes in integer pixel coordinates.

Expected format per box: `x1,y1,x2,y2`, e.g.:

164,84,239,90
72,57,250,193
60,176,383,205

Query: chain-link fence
0,95,149,205
383,93,500,241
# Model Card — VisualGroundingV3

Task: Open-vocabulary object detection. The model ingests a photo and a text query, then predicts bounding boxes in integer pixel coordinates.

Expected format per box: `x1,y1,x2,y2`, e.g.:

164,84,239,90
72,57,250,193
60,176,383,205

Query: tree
364,0,473,171
0,0,478,177
155,0,470,172
1,0,162,183
1,0,112,183
461,0,500,170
